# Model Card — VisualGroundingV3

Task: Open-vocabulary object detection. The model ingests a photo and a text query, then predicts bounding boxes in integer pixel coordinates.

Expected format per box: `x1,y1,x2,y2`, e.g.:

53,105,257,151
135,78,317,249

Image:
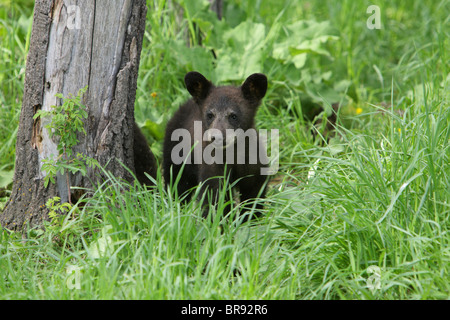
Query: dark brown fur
133,122,157,186
163,72,268,219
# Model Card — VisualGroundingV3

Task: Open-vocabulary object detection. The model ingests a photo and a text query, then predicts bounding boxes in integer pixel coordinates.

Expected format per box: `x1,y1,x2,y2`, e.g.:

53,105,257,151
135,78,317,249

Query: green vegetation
0,0,448,299
33,86,98,197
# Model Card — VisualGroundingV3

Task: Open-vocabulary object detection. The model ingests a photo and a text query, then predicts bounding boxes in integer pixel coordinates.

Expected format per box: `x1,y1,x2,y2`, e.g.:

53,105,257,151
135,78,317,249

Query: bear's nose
211,133,223,144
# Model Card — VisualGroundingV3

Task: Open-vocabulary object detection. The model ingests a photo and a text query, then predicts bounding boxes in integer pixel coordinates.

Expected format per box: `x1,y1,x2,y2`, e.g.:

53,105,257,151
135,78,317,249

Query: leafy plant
33,86,98,203
169,2,342,98
45,196,72,225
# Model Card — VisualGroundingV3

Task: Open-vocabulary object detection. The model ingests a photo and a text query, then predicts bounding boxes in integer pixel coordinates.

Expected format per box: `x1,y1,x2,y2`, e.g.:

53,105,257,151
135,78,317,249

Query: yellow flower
356,107,363,115
151,92,157,98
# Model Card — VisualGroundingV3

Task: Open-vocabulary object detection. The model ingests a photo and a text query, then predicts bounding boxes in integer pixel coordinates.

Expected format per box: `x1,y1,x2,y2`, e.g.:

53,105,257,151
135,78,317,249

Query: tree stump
1,0,148,231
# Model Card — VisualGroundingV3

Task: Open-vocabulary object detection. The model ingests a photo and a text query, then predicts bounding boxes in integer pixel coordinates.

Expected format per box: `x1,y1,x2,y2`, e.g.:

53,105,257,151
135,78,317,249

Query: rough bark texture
1,0,148,231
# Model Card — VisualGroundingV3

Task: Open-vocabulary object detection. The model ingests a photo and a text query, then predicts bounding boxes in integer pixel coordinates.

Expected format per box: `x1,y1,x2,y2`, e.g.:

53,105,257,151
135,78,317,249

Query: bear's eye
229,113,237,121
206,112,214,120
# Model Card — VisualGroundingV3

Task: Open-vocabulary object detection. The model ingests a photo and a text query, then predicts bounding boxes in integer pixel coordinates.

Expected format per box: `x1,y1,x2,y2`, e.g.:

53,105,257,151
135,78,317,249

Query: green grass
0,0,449,299
0,0,32,200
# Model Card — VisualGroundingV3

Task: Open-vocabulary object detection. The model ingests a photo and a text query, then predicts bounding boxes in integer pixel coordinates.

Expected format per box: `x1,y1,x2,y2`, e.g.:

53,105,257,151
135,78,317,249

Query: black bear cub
163,71,269,218
133,122,157,186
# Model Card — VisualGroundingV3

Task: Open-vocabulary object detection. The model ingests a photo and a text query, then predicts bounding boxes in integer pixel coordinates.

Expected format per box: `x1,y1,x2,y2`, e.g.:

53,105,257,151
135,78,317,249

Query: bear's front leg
236,164,268,221
198,163,232,219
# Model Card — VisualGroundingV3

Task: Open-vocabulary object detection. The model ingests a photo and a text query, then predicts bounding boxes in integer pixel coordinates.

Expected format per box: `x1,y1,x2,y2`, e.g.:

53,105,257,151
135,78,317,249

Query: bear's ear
241,73,267,102
185,71,212,103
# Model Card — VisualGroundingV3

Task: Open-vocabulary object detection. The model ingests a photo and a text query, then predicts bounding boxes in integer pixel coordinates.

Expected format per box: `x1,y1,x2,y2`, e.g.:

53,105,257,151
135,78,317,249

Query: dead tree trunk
1,0,148,231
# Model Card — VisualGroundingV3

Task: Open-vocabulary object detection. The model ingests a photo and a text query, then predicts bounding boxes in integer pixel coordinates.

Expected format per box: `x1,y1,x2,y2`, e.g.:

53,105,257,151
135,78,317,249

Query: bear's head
184,71,267,147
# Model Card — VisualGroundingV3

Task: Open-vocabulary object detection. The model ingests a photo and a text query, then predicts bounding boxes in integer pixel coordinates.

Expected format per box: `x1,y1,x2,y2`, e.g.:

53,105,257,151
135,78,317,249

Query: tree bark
1,0,148,231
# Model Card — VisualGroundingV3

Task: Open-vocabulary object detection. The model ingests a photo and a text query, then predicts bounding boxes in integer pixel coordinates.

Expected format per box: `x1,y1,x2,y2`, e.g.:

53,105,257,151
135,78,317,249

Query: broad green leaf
0,170,14,188
214,21,266,82
88,225,114,259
